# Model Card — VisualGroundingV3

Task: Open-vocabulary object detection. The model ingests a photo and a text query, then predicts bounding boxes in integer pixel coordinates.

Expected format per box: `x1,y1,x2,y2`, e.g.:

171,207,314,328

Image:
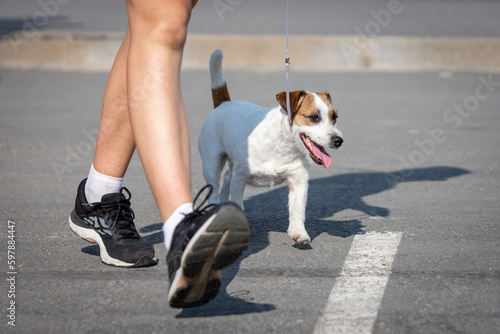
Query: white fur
198,51,343,245
209,49,226,89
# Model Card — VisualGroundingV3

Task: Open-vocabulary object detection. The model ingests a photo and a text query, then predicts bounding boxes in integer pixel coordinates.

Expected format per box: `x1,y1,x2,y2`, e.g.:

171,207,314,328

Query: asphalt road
1,0,500,37
1,68,499,333
1,0,500,333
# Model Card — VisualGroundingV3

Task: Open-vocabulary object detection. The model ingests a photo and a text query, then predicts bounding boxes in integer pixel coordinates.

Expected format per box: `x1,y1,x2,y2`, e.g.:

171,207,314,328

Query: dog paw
291,234,310,245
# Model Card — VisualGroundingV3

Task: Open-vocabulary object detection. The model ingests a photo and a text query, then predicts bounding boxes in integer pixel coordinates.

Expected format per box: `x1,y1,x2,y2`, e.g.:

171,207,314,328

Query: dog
198,49,343,245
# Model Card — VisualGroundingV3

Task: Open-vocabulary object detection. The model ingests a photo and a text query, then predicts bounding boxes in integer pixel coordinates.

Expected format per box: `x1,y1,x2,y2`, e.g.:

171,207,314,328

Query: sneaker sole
69,211,158,268
168,203,250,308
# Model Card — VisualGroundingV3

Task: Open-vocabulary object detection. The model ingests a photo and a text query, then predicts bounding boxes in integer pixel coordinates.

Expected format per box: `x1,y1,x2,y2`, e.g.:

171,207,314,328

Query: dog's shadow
146,166,469,317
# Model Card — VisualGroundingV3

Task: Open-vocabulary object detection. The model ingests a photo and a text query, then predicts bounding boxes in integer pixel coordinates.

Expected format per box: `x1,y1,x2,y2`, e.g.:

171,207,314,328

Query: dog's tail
209,49,231,108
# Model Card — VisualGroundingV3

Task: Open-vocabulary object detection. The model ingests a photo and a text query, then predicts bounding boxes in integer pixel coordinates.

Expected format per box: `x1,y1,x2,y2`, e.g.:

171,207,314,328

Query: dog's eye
308,114,321,123
331,114,338,122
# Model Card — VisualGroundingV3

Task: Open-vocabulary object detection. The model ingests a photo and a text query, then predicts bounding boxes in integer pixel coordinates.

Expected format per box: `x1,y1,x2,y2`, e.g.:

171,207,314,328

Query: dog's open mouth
300,133,332,169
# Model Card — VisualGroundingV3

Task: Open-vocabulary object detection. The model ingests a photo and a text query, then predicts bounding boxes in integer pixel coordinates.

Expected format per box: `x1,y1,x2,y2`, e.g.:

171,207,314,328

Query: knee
127,0,192,50
155,11,190,50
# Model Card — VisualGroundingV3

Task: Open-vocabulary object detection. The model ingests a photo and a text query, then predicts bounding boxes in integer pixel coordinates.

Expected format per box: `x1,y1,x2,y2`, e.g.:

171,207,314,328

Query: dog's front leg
287,176,310,245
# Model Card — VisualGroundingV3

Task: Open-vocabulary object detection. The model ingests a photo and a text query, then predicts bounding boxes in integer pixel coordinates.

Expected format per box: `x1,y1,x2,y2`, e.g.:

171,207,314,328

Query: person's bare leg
124,0,222,295
70,26,157,267
93,27,135,178
125,0,194,221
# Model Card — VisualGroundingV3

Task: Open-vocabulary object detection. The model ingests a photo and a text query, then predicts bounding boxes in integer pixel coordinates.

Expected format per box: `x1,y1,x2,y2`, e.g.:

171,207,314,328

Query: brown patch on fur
276,91,337,126
212,83,231,108
317,92,338,124
276,90,307,124
291,93,321,126
317,92,332,103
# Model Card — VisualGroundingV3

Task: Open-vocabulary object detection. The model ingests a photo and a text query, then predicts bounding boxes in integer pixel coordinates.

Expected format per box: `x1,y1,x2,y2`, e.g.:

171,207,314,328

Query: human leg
124,0,249,308
71,0,195,267
125,0,194,222
84,27,134,203
69,27,156,268
92,27,135,180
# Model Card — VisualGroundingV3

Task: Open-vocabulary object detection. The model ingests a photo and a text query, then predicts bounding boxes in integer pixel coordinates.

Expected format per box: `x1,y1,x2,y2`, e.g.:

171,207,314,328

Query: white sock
85,164,124,204
163,202,193,251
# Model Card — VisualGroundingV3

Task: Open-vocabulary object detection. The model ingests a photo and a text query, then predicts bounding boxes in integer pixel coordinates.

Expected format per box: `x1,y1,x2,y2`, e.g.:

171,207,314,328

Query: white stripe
314,231,402,334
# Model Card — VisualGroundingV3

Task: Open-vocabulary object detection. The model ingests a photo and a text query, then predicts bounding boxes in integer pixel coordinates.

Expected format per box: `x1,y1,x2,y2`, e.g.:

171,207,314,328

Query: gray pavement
1,69,500,334
1,0,500,333
1,0,500,36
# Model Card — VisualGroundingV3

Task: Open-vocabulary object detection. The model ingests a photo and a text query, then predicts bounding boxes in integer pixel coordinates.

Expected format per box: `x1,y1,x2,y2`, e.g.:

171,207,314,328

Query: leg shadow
149,166,470,316
140,223,164,245
175,274,276,318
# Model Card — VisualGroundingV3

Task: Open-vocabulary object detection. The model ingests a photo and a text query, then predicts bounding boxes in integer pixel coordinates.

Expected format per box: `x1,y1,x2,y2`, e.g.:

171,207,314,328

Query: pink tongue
311,141,332,169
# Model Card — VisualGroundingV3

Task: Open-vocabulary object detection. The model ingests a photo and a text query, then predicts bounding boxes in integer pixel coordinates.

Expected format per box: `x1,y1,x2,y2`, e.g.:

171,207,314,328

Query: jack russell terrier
198,49,343,245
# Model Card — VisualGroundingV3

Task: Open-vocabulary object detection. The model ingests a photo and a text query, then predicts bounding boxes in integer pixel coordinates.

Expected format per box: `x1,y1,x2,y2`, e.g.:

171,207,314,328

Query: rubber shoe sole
69,211,158,268
168,203,250,308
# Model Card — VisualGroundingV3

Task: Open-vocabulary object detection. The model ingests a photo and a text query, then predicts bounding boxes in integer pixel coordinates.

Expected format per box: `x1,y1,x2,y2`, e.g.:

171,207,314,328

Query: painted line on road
314,231,402,334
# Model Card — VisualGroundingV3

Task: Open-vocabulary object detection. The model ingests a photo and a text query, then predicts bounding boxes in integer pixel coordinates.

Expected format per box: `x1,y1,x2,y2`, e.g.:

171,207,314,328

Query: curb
1,32,500,72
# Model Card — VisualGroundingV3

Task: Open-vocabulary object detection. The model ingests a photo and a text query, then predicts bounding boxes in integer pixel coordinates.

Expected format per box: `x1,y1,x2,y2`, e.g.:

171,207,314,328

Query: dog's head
276,90,343,168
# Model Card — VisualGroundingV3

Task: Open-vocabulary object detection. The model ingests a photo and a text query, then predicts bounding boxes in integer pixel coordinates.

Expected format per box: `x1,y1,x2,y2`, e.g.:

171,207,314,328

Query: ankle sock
85,164,124,204
163,202,193,251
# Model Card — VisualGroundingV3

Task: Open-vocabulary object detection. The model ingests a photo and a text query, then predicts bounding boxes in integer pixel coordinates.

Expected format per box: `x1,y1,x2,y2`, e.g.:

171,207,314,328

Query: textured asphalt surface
2,0,500,36
1,1,500,333
1,68,500,333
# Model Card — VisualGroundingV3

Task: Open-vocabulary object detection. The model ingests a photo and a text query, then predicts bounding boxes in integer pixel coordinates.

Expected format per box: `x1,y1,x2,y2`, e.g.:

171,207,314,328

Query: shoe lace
89,187,140,240
184,185,217,221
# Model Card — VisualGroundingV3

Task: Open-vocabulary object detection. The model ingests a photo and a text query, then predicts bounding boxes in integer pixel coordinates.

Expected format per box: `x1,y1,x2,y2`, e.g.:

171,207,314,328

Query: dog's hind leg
220,160,233,203
202,153,227,204
229,172,246,211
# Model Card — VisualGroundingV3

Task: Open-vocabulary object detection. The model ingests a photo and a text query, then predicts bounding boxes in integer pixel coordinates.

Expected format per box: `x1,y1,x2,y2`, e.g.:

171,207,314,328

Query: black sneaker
167,185,250,308
69,179,158,268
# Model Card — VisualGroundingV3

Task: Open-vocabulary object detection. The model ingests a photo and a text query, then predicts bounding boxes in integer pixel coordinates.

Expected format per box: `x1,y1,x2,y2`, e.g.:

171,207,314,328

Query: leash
285,0,292,128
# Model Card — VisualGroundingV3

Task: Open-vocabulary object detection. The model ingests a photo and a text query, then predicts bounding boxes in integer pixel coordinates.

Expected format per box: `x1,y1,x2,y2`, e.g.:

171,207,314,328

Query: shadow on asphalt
243,166,470,245
83,166,470,317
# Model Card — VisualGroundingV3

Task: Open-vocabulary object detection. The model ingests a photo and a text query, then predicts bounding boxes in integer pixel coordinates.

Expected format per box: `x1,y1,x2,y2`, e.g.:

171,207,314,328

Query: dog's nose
332,136,343,148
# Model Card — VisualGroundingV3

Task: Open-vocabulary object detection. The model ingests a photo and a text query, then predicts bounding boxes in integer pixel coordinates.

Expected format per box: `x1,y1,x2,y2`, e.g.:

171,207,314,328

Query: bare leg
125,0,198,221
93,27,135,178
71,0,206,270
124,0,220,296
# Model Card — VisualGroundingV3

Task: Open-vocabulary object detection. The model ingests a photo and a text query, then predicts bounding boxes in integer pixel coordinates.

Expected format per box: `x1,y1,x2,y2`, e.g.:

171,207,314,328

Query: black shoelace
183,185,217,222
86,188,140,240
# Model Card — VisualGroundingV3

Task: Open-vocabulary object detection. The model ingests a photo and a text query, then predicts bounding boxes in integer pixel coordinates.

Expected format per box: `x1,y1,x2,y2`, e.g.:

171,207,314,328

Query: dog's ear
319,92,332,103
276,90,307,122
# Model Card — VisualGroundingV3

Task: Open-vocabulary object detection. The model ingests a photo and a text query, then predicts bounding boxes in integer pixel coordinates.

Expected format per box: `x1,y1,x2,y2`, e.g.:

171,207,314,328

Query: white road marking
314,231,402,334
